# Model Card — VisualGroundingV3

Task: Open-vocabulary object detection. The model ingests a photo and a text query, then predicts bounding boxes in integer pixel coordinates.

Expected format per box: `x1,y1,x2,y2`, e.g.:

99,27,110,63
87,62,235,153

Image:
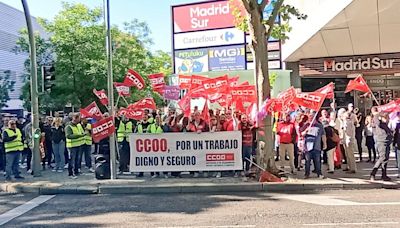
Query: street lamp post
104,0,117,179
21,0,41,177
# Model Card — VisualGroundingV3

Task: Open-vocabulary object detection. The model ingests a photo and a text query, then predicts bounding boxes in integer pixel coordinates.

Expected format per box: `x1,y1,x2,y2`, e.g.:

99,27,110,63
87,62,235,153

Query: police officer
65,113,85,179
3,120,24,181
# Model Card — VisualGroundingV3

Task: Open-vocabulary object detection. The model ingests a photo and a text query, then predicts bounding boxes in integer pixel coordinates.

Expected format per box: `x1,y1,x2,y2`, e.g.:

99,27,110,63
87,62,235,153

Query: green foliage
231,0,306,42
269,72,277,88
0,70,15,110
16,2,171,111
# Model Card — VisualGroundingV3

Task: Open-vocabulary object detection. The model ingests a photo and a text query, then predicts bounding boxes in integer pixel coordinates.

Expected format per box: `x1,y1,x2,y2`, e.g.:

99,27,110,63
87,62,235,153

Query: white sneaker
151,174,159,178
64,164,68,169
70,175,77,179
57,169,63,173
89,168,95,173
164,174,169,179
27,169,32,174
215,172,222,178
52,169,57,172
193,173,199,178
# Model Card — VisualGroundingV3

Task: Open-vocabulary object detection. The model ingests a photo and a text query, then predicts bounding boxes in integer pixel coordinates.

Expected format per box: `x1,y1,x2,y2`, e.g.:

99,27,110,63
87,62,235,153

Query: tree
0,70,15,111
16,3,172,111
233,0,306,173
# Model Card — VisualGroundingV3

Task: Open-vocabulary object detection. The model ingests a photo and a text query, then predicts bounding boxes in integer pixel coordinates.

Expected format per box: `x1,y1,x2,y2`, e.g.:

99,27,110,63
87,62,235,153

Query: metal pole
105,0,117,179
21,0,41,177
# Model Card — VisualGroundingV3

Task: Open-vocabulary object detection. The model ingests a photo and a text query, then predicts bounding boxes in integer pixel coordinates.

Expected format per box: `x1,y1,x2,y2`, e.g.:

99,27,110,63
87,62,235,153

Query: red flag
92,116,115,143
239,81,250,86
190,75,208,91
246,103,258,125
345,75,369,93
178,93,191,117
178,75,191,90
113,82,130,97
201,101,210,124
124,69,145,90
80,102,102,120
276,87,297,112
228,76,240,87
265,98,282,113
376,99,400,112
315,82,334,99
118,108,144,120
231,85,256,103
292,91,327,111
235,98,245,113
93,89,108,106
202,75,229,96
148,73,165,94
128,98,156,110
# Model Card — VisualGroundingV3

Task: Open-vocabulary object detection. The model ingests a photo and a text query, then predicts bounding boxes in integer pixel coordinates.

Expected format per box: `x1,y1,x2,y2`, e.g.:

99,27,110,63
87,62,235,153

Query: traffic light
42,65,55,92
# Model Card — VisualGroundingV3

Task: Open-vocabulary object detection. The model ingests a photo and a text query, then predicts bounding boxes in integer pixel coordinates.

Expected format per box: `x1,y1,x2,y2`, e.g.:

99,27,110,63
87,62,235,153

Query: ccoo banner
129,131,243,172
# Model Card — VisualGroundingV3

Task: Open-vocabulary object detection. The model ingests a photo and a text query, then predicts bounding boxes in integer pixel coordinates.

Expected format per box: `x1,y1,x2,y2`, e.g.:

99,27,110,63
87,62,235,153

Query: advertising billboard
174,48,208,74
209,45,246,71
174,28,245,50
247,60,281,70
172,0,237,33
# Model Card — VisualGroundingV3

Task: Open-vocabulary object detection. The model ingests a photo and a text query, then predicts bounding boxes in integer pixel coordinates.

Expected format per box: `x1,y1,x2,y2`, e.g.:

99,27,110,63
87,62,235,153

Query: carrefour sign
174,28,245,50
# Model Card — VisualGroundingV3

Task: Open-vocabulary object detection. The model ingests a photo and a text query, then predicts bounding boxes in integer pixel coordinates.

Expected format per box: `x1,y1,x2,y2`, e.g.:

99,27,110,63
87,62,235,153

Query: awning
283,0,400,62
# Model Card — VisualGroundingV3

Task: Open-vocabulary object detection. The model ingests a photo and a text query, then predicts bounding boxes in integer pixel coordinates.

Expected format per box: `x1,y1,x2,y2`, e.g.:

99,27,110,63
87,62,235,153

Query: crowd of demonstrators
4,99,400,183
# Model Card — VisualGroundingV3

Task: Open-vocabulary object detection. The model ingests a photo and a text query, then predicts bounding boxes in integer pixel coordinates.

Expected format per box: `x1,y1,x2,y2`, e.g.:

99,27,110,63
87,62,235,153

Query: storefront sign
174,28,244,49
173,1,236,33
247,60,281,70
209,45,246,71
174,48,208,74
300,53,400,76
129,131,243,172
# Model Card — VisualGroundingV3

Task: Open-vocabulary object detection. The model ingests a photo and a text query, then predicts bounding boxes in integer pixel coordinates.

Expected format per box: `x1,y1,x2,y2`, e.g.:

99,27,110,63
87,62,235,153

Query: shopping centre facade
283,0,400,111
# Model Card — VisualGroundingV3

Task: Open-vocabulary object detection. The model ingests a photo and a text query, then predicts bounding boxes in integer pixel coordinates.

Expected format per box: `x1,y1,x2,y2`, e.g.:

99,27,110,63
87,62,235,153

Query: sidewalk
1,157,399,195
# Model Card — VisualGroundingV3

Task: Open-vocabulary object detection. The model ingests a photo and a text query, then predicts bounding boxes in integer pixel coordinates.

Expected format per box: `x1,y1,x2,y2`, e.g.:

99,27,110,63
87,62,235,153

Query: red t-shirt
277,121,295,144
239,122,253,146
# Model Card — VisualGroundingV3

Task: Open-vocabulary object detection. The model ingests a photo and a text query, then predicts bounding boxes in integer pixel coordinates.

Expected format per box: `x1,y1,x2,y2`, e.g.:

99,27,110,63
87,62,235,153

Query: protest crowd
1,71,400,182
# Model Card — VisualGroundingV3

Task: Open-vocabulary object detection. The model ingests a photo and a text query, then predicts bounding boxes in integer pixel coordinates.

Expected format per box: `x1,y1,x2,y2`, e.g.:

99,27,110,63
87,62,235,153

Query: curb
1,182,399,195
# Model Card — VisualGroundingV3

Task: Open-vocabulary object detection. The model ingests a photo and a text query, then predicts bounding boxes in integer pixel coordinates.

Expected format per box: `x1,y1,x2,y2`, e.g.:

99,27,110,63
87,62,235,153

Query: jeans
79,144,92,169
242,145,252,171
305,150,322,176
53,141,65,170
45,140,53,165
5,151,21,178
67,146,80,176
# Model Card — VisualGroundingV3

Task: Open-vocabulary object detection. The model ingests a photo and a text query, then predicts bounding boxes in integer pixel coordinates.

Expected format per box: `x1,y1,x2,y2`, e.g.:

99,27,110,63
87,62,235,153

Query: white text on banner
129,131,243,172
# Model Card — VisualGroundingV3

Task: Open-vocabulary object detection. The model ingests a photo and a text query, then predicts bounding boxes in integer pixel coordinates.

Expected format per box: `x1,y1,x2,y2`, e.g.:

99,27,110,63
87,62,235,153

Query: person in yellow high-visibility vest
65,113,85,179
79,118,94,173
147,114,166,179
3,119,24,181
116,115,133,174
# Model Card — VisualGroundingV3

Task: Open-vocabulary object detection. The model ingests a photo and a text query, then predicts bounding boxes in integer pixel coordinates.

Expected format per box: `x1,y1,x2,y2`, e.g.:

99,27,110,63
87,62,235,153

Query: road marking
303,221,399,226
275,194,400,206
0,195,55,226
158,226,256,228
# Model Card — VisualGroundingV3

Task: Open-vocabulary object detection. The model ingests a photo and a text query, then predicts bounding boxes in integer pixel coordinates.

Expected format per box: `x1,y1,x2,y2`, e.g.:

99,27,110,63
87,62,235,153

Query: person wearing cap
3,120,25,181
370,112,392,181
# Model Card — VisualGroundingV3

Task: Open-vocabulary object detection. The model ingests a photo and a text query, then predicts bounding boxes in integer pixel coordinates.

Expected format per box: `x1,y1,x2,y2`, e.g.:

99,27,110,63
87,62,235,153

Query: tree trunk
246,1,279,174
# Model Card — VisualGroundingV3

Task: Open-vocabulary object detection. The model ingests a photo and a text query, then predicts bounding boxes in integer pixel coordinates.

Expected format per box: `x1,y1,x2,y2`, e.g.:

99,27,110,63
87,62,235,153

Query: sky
0,0,204,52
